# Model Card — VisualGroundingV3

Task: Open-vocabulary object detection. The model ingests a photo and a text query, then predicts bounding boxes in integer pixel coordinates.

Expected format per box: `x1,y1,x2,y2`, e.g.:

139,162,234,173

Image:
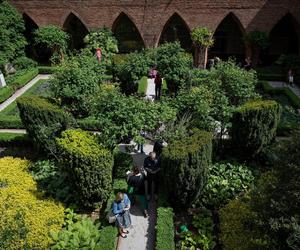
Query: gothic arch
209,12,246,61
268,13,300,62
158,13,192,51
63,12,89,50
23,13,39,59
112,12,145,53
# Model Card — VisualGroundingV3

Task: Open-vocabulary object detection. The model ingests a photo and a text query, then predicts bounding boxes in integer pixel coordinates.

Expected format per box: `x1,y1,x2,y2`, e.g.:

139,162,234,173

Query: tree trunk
194,45,208,69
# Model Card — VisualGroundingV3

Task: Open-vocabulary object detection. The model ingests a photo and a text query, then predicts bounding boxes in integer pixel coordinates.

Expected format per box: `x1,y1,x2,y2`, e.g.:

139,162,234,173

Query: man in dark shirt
143,152,160,200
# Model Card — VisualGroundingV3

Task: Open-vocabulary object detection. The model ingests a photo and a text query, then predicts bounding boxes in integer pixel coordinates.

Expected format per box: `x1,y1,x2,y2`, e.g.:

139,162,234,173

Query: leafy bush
161,129,212,210
156,207,175,250
0,86,14,103
0,157,64,249
17,96,74,156
231,100,281,158
56,129,113,208
201,163,254,209
113,150,133,178
50,51,106,117
13,56,37,70
0,1,26,66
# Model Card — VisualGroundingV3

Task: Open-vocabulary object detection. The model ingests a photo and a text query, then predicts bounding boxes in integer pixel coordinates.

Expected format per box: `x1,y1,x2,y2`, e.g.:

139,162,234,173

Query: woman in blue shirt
113,192,132,238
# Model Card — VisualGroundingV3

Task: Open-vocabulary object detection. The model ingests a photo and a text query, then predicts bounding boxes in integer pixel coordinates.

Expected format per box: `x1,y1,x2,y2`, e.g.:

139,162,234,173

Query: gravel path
268,81,300,98
0,74,52,112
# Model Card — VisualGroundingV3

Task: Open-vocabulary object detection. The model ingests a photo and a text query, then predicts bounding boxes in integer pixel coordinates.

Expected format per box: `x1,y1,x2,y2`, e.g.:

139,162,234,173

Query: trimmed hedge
113,150,133,178
0,132,31,147
10,68,39,90
0,86,14,103
259,81,300,109
161,129,212,210
17,96,74,155
77,117,102,131
56,129,113,208
0,114,23,128
231,100,281,158
38,66,59,74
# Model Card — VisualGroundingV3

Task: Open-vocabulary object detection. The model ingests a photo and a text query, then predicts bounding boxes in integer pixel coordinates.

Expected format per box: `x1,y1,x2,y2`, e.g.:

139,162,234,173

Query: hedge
10,68,39,90
259,81,300,109
0,132,31,147
113,149,133,178
38,66,59,74
56,129,113,208
161,129,212,210
0,86,14,103
17,96,74,155
77,117,102,131
0,157,64,249
156,207,175,250
231,100,281,158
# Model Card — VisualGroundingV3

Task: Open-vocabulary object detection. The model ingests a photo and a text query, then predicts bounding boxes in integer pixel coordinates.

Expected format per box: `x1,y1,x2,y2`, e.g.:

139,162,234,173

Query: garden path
146,78,155,100
117,141,157,250
268,81,300,98
0,74,52,112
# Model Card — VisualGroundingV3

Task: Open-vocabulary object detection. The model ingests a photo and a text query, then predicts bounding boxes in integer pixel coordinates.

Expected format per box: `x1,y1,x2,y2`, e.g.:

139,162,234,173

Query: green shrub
13,56,37,70
200,163,254,209
231,100,281,158
156,207,175,250
0,86,14,103
17,96,74,155
10,68,39,90
0,114,23,128
161,129,212,210
38,66,59,74
0,132,30,147
113,150,133,178
56,129,113,208
77,116,102,131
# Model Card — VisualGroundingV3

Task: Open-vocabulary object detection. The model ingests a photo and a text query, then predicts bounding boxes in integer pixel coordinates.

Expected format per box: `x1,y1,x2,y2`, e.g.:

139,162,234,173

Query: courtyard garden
1,1,300,249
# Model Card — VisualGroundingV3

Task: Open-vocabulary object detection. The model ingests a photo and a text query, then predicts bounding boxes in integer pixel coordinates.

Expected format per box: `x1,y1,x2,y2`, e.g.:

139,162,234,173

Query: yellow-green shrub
0,157,64,249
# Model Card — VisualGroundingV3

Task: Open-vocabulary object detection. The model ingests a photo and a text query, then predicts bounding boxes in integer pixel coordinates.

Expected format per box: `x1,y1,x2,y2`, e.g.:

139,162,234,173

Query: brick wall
9,0,300,50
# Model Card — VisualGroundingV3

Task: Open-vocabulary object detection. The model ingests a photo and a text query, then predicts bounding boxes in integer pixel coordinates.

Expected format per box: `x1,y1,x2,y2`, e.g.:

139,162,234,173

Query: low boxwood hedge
0,115,23,128
10,68,39,90
0,132,31,147
38,66,59,74
0,86,14,103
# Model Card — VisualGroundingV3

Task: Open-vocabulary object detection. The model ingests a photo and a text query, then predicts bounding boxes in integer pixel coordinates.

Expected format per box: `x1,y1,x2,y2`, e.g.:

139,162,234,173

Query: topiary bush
231,100,281,158
161,129,212,210
17,96,74,156
0,157,64,249
156,207,175,250
56,129,113,208
113,149,133,178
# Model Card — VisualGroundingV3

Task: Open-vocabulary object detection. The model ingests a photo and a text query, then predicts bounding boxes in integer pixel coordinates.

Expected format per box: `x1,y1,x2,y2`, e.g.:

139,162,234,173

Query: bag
107,211,116,224
127,186,134,194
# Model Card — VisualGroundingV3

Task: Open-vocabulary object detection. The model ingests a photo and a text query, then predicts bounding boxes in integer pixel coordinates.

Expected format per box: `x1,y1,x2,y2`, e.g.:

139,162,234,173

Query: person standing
127,166,149,217
113,192,131,238
288,69,295,87
154,72,163,100
143,152,160,200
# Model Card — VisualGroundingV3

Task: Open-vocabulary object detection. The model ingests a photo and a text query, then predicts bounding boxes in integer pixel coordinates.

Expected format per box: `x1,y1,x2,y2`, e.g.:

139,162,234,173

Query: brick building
10,0,300,64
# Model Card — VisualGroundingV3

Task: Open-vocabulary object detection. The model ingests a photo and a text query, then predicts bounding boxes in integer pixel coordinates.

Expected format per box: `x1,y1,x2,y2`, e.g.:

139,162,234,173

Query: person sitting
113,192,132,238
127,166,149,217
143,152,161,200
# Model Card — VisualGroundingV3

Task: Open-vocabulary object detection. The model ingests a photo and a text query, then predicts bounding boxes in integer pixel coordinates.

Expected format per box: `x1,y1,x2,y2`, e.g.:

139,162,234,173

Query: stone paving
117,141,157,250
0,74,52,112
268,81,300,98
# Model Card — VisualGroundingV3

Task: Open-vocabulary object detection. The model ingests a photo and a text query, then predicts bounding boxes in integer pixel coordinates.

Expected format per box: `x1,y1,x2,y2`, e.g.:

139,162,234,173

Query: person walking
113,192,132,238
143,152,160,200
127,166,149,217
288,69,295,87
154,72,163,100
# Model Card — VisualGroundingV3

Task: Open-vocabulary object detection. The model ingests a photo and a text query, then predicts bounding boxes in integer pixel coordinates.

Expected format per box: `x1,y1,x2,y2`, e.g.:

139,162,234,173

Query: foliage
244,31,269,49
276,55,300,72
56,129,113,208
113,149,133,178
201,163,254,209
9,67,39,90
13,56,37,70
138,76,148,95
156,207,175,250
0,132,30,147
34,25,69,63
231,100,281,157
116,51,153,94
50,51,106,117
161,129,212,210
152,42,193,90
172,86,214,130
0,86,14,103
0,157,64,249
84,27,118,64
38,66,59,74
0,1,26,66
177,208,216,250
17,96,74,156
191,27,214,48
92,85,176,148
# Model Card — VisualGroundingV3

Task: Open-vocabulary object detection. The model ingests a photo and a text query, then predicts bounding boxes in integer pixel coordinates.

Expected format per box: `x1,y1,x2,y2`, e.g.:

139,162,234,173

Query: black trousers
147,173,159,195
155,84,162,100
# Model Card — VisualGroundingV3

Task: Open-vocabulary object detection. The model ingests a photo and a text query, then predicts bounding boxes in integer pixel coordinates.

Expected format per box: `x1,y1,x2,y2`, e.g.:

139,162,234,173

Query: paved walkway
118,141,157,250
0,129,26,134
268,81,300,98
0,74,52,112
